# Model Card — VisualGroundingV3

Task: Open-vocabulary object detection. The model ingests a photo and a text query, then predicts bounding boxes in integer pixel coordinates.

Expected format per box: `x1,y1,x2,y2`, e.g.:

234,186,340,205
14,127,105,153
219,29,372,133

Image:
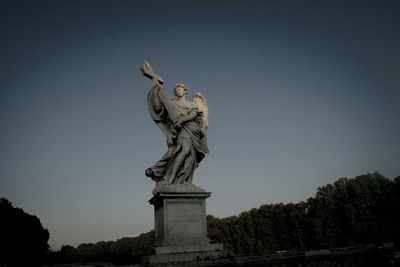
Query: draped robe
146,85,208,184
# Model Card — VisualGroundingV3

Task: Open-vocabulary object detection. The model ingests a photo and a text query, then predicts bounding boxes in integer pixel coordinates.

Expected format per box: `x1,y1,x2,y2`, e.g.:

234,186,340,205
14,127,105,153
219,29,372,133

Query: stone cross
141,60,178,123
140,60,164,85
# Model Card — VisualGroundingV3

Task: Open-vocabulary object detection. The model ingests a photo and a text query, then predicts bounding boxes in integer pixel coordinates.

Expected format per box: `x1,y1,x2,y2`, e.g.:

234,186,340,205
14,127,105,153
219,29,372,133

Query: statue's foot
145,168,153,177
145,168,162,182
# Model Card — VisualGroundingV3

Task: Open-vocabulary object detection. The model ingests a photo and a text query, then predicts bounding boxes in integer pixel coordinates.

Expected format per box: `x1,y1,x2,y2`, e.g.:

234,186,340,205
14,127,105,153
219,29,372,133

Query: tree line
207,172,400,255
46,231,154,264
47,172,400,264
1,172,399,265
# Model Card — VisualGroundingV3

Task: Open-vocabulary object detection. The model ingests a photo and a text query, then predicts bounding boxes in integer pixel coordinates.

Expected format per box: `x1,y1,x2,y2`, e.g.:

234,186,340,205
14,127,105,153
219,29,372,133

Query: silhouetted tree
0,197,49,266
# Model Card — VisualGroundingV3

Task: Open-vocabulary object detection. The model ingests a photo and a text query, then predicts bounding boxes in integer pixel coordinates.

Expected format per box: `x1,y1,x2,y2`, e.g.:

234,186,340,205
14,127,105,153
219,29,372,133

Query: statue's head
173,83,188,97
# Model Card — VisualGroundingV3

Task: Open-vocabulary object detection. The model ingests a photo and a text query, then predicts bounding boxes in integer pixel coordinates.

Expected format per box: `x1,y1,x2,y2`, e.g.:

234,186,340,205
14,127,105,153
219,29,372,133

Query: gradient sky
1,0,399,250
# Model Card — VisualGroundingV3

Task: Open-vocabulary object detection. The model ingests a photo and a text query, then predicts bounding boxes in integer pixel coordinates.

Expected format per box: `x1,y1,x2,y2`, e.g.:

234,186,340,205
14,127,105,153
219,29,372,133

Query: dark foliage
45,231,154,265
208,172,400,255
0,197,50,266
46,172,400,264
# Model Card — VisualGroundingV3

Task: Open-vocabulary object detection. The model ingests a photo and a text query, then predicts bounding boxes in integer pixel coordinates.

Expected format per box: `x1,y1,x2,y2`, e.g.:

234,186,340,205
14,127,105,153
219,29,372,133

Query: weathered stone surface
141,61,223,265
142,61,209,190
141,250,224,264
149,191,211,248
152,182,205,195
145,191,224,264
154,243,223,255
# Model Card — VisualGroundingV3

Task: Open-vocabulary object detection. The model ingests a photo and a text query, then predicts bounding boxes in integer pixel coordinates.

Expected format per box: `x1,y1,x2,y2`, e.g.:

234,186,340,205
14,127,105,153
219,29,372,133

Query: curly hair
173,83,188,96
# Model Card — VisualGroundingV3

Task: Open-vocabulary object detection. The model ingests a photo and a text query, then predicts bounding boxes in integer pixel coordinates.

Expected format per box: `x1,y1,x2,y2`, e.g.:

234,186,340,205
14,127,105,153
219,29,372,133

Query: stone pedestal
144,191,224,264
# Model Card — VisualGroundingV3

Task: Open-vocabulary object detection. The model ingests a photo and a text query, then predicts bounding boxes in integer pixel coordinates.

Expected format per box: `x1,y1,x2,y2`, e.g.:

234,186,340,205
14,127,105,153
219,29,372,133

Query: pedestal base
142,249,224,264
154,243,223,254
146,190,224,263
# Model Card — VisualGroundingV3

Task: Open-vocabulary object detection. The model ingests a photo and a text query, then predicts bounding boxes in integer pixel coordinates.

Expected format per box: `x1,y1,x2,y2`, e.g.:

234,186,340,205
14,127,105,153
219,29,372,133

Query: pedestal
144,191,224,264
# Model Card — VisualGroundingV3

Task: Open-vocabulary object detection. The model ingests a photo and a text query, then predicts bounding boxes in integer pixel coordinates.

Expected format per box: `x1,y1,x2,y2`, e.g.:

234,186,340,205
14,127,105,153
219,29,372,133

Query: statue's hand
152,84,162,91
174,118,184,129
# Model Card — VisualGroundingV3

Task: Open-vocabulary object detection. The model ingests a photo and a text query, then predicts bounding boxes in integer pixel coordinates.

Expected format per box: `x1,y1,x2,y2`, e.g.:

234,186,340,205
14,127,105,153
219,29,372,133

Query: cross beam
140,60,164,85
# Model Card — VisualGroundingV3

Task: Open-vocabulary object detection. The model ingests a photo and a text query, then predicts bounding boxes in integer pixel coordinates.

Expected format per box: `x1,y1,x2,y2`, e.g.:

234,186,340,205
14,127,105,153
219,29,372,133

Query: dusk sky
1,0,399,250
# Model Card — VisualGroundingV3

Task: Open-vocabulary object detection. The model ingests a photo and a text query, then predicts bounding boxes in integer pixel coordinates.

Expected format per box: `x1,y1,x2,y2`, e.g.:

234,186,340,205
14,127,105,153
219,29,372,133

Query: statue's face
175,86,187,97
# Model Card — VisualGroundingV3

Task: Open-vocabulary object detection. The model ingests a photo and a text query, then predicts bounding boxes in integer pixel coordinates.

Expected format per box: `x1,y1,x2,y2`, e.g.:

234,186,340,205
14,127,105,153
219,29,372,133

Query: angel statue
140,60,209,193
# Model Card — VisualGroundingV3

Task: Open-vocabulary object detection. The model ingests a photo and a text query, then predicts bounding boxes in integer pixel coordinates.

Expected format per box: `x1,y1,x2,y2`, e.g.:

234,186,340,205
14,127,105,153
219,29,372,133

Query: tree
0,197,50,266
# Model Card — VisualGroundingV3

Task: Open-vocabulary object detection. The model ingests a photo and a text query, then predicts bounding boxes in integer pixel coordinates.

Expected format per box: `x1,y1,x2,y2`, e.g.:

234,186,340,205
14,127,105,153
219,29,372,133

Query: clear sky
1,0,399,250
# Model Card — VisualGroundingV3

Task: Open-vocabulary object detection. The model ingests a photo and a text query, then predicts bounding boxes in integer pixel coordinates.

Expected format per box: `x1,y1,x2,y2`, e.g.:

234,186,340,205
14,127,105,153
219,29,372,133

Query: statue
140,60,209,193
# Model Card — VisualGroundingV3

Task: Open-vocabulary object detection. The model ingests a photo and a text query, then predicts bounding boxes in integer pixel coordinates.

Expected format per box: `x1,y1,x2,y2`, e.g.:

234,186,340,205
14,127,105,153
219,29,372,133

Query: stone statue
141,60,209,193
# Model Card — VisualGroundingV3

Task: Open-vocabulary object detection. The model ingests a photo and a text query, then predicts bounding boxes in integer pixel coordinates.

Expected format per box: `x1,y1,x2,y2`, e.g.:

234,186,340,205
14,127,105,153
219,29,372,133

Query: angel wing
193,92,209,130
